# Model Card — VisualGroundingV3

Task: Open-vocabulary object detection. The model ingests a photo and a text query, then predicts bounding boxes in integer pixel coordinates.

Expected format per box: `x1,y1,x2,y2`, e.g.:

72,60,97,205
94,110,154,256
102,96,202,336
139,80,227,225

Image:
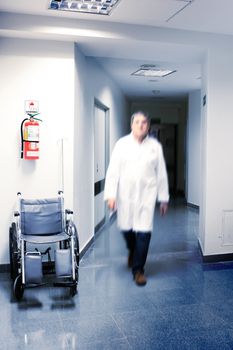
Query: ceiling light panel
132,68,176,78
49,0,121,15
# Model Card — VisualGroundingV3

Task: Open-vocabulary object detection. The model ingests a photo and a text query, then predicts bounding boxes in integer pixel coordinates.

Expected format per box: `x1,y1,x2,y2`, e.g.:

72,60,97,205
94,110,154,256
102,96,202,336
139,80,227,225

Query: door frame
94,98,109,234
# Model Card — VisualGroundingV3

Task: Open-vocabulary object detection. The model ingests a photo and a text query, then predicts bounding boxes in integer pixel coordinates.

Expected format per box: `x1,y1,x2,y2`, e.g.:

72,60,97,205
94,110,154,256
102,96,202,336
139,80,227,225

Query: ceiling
1,0,233,100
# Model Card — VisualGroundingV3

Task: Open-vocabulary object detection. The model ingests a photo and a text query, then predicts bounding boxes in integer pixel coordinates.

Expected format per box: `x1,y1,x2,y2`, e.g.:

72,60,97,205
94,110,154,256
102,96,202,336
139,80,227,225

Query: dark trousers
123,230,151,275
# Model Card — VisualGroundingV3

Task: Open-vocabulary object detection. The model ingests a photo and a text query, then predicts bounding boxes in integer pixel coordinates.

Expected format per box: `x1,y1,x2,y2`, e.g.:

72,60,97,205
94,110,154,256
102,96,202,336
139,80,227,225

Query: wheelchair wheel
13,274,24,301
70,227,79,297
74,226,79,283
9,223,18,280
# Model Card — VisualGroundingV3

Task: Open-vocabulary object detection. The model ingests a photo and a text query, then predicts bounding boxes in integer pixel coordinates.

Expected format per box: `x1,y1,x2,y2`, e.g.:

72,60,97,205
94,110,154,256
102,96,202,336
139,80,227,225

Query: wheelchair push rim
13,274,24,301
9,223,19,281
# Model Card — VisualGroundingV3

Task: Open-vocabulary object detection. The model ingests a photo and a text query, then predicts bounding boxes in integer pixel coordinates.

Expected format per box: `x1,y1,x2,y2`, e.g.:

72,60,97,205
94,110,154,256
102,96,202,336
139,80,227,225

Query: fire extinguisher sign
25,100,39,114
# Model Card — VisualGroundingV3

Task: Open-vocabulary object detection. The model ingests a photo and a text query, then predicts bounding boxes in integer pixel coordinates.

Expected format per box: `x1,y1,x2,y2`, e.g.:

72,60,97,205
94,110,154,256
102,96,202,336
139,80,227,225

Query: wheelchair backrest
20,198,64,235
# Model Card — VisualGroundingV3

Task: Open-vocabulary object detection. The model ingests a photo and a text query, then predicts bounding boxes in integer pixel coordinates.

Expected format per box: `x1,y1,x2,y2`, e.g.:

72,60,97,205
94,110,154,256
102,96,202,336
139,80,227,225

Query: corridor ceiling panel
1,0,233,99
0,0,186,22
1,0,233,36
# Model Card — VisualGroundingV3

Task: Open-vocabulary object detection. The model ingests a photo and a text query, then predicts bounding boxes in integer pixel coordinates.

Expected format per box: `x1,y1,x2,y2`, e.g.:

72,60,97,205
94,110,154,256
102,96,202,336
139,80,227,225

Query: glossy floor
2,201,233,349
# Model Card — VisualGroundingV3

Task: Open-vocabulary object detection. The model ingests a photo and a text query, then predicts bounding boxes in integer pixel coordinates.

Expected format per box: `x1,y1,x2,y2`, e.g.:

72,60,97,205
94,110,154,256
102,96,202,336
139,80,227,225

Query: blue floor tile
65,337,131,350
63,314,125,347
3,199,233,349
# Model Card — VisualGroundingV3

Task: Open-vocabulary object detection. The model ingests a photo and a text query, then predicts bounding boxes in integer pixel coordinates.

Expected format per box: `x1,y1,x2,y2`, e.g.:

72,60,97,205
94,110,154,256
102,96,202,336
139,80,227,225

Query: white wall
186,90,201,206
0,38,129,265
199,49,233,256
74,45,129,252
0,38,74,264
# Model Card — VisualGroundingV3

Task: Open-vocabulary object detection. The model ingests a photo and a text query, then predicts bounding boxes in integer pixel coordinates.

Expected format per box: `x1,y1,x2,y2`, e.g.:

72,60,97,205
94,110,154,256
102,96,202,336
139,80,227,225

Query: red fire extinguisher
21,115,42,160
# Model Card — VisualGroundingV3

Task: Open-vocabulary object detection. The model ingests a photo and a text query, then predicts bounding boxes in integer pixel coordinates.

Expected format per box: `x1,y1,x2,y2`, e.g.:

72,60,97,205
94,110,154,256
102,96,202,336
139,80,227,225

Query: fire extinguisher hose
20,118,28,159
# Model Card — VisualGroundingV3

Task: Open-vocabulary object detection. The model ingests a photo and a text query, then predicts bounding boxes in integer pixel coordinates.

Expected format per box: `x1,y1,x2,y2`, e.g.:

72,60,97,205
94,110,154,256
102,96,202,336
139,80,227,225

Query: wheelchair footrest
55,249,72,277
25,252,43,284
53,281,76,287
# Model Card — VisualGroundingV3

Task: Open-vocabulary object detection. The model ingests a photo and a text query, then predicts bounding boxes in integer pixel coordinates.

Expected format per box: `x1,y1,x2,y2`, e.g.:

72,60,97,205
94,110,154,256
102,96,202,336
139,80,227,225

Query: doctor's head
131,111,150,143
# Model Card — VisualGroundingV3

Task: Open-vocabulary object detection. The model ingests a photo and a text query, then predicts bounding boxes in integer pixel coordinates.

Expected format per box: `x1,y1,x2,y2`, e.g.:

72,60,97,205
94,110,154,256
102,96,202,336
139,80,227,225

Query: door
150,123,177,195
94,101,109,233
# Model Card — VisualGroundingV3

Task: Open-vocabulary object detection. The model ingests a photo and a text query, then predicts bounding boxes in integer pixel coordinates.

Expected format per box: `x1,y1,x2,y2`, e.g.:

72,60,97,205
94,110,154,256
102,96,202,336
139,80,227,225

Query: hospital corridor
2,1,233,349
1,200,233,349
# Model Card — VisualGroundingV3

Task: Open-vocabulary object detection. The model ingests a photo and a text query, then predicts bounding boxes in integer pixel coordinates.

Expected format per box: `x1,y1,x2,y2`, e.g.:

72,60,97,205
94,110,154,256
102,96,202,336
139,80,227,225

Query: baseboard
0,264,10,273
198,241,233,263
94,218,106,235
202,253,233,263
79,236,94,259
187,202,199,210
95,212,117,239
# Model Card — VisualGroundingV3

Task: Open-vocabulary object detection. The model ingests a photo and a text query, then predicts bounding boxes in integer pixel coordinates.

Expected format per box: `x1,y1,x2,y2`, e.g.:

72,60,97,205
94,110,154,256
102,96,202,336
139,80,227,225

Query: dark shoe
128,252,133,268
134,271,147,286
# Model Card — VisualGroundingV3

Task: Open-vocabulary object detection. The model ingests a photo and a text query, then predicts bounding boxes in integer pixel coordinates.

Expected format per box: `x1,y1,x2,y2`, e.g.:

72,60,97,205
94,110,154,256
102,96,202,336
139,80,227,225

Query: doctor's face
131,114,150,141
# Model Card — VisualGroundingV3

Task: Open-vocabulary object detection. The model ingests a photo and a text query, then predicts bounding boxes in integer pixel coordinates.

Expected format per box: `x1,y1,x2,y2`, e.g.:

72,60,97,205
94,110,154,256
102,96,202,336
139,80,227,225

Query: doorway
150,122,177,195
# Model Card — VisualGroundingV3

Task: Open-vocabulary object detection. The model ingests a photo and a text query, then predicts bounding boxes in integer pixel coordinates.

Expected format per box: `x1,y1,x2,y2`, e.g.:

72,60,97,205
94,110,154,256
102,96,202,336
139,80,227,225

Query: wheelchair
9,191,79,301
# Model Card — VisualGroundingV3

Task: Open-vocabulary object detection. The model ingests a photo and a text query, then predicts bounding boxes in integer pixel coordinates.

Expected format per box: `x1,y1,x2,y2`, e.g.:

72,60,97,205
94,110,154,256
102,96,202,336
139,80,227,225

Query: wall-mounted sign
25,100,39,114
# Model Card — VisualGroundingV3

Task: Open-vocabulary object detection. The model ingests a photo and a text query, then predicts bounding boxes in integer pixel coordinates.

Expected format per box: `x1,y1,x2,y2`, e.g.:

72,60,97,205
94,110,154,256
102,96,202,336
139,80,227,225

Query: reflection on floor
1,200,233,349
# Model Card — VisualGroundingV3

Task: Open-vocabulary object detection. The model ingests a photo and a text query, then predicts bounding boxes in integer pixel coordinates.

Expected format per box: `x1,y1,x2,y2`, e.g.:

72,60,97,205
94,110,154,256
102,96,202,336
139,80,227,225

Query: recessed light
48,0,121,15
132,68,176,78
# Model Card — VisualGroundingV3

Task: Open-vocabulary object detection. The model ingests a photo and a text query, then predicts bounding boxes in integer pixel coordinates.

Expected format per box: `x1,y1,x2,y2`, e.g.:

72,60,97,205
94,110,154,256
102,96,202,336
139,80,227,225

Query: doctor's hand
107,198,116,211
160,202,168,216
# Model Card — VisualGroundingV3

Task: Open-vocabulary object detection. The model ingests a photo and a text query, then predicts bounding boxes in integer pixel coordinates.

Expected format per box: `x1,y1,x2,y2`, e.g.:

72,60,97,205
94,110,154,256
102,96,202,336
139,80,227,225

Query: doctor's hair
131,111,151,125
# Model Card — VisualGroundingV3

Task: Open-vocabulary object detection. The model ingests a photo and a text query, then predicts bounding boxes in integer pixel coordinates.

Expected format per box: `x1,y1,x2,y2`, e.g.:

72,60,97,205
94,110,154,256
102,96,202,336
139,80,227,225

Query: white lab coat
104,133,169,232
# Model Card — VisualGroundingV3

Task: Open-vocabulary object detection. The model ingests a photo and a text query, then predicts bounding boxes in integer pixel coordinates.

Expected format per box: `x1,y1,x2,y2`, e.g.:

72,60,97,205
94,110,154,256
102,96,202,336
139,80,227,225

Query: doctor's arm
104,143,121,211
157,144,169,216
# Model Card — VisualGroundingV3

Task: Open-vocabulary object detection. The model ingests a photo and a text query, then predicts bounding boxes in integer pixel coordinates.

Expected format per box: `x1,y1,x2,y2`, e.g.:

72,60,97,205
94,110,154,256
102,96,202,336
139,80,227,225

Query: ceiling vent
140,64,157,69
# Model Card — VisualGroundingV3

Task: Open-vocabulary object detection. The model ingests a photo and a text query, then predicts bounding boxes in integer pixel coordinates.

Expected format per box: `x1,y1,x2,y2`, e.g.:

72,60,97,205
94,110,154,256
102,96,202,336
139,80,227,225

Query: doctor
104,111,169,286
